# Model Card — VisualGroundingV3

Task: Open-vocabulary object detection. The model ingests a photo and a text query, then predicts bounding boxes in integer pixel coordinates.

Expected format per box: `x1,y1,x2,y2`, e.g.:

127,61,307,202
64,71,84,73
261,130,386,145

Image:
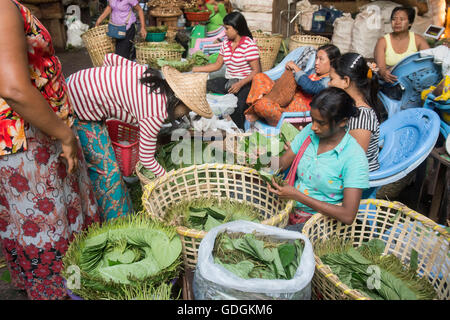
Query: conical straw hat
161,66,213,119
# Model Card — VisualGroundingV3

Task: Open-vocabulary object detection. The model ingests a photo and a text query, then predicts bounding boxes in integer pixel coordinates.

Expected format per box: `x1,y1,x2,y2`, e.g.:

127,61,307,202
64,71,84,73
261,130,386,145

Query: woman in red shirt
193,12,261,129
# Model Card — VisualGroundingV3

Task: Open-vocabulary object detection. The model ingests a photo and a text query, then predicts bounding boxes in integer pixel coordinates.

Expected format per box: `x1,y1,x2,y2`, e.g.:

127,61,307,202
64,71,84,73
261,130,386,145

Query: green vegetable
315,237,437,300
62,214,182,300
213,232,304,280
146,25,168,33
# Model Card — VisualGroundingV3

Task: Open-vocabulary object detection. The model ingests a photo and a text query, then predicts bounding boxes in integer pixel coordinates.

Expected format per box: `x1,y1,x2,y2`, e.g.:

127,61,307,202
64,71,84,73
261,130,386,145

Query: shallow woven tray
81,25,115,67
252,31,284,72
288,34,330,52
142,163,294,270
135,42,184,65
302,199,449,300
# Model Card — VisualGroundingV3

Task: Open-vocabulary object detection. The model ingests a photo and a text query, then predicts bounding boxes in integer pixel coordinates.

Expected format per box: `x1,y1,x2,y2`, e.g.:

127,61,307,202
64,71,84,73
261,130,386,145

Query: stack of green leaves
164,197,261,232
189,51,209,66
62,214,182,300
316,237,437,300
213,232,304,280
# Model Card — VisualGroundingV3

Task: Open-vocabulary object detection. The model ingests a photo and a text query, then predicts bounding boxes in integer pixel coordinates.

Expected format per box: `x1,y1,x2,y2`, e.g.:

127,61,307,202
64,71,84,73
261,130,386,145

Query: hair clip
350,55,362,69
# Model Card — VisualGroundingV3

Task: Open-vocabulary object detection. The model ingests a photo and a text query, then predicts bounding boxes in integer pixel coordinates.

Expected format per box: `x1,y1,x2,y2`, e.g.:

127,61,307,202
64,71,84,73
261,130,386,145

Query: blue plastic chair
423,91,450,139
378,52,443,117
367,108,440,193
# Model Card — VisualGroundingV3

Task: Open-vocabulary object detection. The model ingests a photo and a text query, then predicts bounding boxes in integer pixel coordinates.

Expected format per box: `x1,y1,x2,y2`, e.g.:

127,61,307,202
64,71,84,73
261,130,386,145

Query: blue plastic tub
146,32,166,42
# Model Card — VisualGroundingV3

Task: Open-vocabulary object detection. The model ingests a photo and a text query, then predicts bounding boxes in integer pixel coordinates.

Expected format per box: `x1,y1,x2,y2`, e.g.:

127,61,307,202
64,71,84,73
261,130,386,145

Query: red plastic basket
106,120,140,177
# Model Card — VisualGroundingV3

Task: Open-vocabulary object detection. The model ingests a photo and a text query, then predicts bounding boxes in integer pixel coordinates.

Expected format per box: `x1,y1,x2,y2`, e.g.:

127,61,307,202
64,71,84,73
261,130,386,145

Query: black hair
140,68,179,123
222,12,253,39
317,44,341,64
310,87,359,129
331,53,384,122
391,6,416,26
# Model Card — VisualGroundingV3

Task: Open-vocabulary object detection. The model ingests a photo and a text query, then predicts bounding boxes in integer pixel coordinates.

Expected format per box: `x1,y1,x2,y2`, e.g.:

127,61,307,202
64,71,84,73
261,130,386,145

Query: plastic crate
106,120,139,177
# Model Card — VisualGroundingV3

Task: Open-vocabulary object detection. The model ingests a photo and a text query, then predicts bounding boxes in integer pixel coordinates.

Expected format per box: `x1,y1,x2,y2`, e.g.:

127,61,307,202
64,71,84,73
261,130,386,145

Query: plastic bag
332,13,354,54
65,5,89,49
193,220,315,300
351,5,383,58
206,93,238,117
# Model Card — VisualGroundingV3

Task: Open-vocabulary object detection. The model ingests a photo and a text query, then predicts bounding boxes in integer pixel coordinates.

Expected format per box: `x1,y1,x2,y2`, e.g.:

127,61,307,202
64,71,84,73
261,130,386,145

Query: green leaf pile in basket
315,237,438,300
239,122,300,158
213,232,304,280
163,197,261,232
146,25,168,33
62,214,182,300
189,51,209,66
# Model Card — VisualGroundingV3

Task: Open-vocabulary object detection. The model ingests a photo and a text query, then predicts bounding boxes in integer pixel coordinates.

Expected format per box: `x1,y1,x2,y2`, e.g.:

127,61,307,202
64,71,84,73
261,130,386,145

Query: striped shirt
67,53,168,177
219,36,260,80
347,106,380,172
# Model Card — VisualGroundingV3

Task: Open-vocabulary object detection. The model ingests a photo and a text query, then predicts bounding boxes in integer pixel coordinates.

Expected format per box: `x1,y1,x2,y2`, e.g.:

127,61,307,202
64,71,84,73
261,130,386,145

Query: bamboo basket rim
135,42,185,51
302,199,449,300
142,163,294,237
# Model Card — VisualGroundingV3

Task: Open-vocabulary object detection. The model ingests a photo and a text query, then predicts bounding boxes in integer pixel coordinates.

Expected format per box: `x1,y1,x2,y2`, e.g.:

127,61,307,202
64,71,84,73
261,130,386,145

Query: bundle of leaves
213,232,304,280
315,237,437,300
62,214,182,300
146,25,168,33
189,51,209,66
163,197,261,231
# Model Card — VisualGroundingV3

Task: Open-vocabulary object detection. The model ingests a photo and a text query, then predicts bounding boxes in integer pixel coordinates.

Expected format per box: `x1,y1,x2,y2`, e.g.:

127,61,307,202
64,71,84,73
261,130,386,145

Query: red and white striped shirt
67,53,168,177
219,36,260,80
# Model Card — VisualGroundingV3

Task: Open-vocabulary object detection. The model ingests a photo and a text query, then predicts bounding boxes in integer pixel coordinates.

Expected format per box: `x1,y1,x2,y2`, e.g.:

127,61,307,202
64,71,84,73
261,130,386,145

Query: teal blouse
290,123,369,213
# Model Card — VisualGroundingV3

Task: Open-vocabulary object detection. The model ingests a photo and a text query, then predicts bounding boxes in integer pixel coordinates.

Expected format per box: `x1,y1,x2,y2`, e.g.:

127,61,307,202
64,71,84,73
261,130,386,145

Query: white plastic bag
351,5,383,58
332,13,354,54
65,5,89,49
206,93,238,117
193,220,315,300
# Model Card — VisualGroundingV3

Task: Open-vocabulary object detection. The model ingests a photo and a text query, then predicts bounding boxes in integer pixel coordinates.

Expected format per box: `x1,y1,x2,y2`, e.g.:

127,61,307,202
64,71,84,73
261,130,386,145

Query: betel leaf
280,121,300,142
278,243,296,268
216,259,255,279
206,206,228,221
204,215,223,232
409,249,419,272
271,248,287,279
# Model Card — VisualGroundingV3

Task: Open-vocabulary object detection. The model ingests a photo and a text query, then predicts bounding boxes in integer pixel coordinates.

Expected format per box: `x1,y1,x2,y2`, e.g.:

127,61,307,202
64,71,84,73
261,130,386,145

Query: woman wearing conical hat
66,53,212,219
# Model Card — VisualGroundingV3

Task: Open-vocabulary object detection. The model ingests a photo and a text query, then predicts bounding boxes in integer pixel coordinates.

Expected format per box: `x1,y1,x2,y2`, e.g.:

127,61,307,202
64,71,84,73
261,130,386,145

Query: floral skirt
245,73,312,127
0,124,101,300
73,119,132,221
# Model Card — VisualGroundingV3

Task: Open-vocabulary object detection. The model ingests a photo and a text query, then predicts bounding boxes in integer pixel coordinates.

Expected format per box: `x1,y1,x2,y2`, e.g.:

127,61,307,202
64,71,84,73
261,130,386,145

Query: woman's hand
228,81,243,94
60,131,80,174
285,61,300,73
267,179,299,200
140,27,147,39
380,69,398,84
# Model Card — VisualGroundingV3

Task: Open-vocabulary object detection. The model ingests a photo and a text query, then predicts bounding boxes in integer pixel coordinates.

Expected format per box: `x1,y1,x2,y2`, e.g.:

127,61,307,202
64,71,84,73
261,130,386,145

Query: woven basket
135,161,157,190
135,42,184,65
288,34,330,52
252,31,284,72
150,7,183,18
302,199,449,300
81,25,115,67
142,163,294,270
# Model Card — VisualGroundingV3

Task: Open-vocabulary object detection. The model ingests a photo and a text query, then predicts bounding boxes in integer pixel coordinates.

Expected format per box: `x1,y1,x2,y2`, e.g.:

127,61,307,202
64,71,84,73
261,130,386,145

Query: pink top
109,0,138,30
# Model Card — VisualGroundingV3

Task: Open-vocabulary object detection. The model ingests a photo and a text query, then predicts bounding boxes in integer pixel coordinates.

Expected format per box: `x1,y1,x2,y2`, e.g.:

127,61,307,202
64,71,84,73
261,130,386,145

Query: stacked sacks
230,0,274,33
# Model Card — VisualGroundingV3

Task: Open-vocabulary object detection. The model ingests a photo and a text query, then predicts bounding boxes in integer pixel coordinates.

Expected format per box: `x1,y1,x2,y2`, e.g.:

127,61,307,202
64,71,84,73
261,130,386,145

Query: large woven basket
81,25,115,67
288,34,330,52
142,163,294,270
252,31,284,72
302,199,449,300
135,42,185,65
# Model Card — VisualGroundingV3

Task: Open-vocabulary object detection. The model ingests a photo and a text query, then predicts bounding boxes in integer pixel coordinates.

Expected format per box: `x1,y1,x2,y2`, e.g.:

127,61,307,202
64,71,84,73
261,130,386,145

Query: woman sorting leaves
268,87,369,228
245,44,341,127
192,12,260,129
67,54,213,220
95,0,147,60
0,0,101,300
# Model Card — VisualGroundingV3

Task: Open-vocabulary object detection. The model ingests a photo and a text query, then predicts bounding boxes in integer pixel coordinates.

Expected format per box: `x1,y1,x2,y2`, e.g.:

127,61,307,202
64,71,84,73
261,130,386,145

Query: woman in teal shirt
269,87,369,226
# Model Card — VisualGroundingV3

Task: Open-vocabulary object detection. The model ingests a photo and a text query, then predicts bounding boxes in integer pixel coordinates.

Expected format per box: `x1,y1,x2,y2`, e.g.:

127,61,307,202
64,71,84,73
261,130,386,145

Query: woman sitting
268,87,369,228
374,6,429,84
192,12,261,129
329,53,384,172
245,44,341,127
67,53,213,220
